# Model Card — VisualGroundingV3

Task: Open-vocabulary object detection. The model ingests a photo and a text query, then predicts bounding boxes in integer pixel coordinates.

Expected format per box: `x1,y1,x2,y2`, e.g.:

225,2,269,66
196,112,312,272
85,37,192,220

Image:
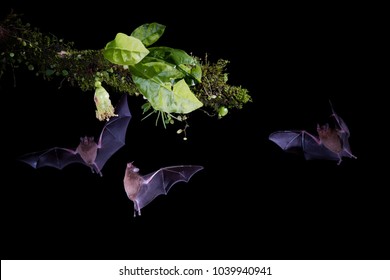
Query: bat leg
133,201,141,217
337,150,357,165
133,209,141,217
91,163,103,177
344,150,357,159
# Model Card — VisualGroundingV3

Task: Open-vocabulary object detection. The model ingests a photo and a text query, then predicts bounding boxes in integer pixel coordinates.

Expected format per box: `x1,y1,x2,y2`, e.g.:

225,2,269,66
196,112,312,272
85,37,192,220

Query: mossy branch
1,12,251,128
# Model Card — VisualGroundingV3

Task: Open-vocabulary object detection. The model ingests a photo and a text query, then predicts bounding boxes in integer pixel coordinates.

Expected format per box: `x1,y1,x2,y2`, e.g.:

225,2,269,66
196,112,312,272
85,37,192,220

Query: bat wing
94,94,132,171
269,130,340,161
19,147,85,169
136,165,204,211
329,101,356,159
269,130,307,153
329,100,350,136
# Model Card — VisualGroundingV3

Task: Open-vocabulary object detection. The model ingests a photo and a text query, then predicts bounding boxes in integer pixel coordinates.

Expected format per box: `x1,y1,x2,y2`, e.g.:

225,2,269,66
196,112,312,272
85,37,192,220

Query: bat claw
133,209,141,217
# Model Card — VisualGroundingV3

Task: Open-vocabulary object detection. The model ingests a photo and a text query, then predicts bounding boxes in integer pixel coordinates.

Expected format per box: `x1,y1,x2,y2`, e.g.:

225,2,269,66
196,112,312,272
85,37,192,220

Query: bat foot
91,164,103,177
347,151,357,160
133,207,141,217
343,150,357,160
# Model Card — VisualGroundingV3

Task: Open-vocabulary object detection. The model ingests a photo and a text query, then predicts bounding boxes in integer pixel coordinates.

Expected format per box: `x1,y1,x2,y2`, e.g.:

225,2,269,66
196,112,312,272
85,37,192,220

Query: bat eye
133,167,139,173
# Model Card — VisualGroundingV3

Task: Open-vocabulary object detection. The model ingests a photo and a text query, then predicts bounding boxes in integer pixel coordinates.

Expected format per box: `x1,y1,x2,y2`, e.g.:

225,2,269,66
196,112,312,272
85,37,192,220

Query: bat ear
127,162,139,172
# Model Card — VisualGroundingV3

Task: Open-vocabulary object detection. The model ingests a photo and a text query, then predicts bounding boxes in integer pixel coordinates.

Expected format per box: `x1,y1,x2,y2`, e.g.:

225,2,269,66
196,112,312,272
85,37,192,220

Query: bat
123,162,204,216
19,94,131,176
269,101,357,165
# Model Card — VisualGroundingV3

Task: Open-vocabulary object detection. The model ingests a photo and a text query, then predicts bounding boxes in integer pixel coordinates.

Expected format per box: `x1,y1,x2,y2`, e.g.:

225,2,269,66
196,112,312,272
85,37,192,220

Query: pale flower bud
94,82,117,121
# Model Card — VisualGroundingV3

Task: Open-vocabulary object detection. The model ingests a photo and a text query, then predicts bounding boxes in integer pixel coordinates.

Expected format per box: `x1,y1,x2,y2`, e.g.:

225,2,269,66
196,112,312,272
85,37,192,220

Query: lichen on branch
0,12,251,129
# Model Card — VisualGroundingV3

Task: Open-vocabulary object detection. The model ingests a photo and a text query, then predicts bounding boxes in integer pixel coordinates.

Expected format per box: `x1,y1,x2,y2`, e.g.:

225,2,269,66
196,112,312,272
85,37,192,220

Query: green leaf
148,47,195,65
186,63,202,85
132,74,203,114
130,56,184,83
103,33,149,65
131,23,166,47
148,47,202,83
172,79,203,113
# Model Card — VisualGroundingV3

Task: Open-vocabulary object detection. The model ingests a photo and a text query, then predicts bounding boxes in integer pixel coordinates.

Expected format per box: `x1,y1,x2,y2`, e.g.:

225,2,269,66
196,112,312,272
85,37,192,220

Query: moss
195,57,252,116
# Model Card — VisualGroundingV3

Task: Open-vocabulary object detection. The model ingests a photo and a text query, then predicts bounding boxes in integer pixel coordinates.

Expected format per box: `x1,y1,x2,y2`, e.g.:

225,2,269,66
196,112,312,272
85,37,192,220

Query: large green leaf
182,63,202,85
148,46,195,65
148,47,202,83
131,73,203,114
130,56,184,83
171,79,203,112
131,23,166,47
103,33,149,65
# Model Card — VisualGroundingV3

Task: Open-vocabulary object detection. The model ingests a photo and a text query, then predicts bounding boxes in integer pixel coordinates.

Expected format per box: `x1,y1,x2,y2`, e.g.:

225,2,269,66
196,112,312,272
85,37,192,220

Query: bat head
126,162,139,173
316,123,331,138
79,136,95,145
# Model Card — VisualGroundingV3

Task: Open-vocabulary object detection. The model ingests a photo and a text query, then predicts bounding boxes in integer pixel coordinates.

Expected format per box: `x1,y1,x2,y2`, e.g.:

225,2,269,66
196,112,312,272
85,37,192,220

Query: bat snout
126,162,139,172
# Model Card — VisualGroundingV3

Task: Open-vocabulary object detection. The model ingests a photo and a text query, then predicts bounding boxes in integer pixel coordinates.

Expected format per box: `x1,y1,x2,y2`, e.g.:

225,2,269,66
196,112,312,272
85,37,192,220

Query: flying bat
19,94,131,176
123,162,204,216
269,101,357,164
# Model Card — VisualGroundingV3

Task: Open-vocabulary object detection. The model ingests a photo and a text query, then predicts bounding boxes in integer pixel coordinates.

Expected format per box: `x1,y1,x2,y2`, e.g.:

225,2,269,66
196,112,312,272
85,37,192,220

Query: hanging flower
94,81,117,121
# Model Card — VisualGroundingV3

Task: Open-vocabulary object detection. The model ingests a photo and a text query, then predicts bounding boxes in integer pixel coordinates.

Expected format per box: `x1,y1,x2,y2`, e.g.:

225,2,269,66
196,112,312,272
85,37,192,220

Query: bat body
123,163,204,216
19,94,131,176
269,101,357,164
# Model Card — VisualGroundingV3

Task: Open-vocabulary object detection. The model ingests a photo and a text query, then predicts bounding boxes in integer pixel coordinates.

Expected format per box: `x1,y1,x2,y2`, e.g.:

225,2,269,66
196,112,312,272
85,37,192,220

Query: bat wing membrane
335,123,354,159
94,94,132,171
269,130,339,161
19,147,84,169
329,101,356,159
136,165,204,211
301,133,339,161
329,100,350,136
269,130,306,152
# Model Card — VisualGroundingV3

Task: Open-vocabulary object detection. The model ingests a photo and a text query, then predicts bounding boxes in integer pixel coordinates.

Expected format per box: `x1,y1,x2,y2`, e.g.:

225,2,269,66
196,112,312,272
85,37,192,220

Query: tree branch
1,12,251,129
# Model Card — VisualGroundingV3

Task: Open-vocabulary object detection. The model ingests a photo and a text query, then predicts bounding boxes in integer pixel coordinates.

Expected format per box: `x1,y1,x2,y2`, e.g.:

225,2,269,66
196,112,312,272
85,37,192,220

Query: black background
1,2,387,260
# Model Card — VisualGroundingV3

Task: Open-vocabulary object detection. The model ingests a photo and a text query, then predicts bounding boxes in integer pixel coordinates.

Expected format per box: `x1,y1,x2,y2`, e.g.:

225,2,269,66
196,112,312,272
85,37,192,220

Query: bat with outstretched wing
269,101,357,164
123,162,204,216
19,94,131,176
